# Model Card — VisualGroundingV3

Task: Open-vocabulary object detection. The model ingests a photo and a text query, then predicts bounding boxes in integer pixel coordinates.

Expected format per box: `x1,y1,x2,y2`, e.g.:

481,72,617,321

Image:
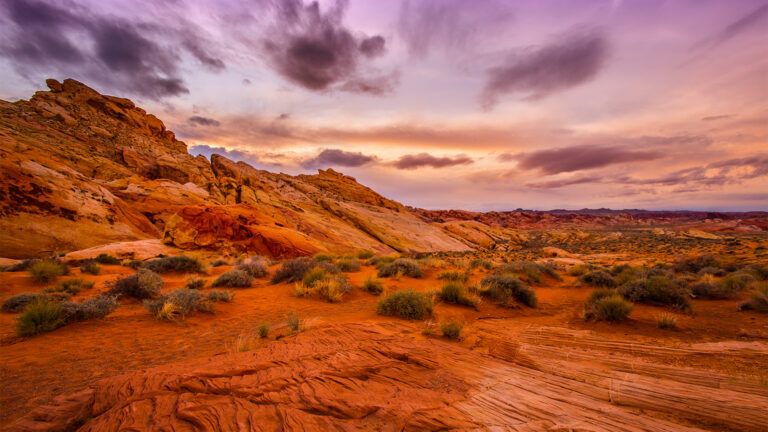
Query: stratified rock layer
7,322,768,431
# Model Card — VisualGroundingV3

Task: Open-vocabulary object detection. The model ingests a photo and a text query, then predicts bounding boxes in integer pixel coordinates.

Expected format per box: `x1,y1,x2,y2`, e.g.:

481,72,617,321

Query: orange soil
1,264,767,430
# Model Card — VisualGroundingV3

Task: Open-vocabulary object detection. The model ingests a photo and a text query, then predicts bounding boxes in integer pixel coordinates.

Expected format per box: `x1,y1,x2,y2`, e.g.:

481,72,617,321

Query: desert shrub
583,289,633,322
16,299,66,336
210,259,229,267
580,270,616,288
236,260,268,278
28,260,68,283
362,277,384,295
356,250,375,259
697,266,726,277
568,264,591,277
655,312,678,329
674,254,719,273
335,257,361,272
438,270,469,283
438,282,477,308
62,295,119,321
212,269,253,288
721,271,755,292
207,290,234,303
377,290,433,320
271,257,315,284
109,269,163,299
469,258,493,270
315,275,351,302
618,275,691,311
79,261,101,275
689,281,734,300
94,253,120,264
44,278,94,295
366,255,397,268
378,258,423,278
144,289,212,320
315,261,340,274
613,266,642,286
496,261,560,284
302,267,328,288
479,274,537,307
124,260,143,269
186,277,206,290
739,283,768,313
745,264,768,281
287,311,301,332
313,253,335,262
258,323,269,338
3,293,49,312
440,319,464,340
144,256,204,273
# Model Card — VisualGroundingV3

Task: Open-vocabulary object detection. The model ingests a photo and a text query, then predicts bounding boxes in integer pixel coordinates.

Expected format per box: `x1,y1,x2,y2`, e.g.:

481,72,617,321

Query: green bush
144,289,212,320
377,258,423,278
213,269,253,288
62,295,119,321
79,261,101,275
186,277,206,290
313,253,335,262
44,278,94,295
258,323,269,338
366,255,397,268
3,293,58,312
580,270,616,288
335,257,361,272
438,282,477,308
144,256,204,273
109,269,163,299
479,274,537,307
271,257,315,284
674,254,719,273
207,290,234,303
613,265,642,285
469,258,493,270
720,271,755,292
362,277,384,295
314,275,351,302
356,250,375,259
496,261,560,284
584,289,633,322
438,270,468,283
440,319,463,340
95,253,121,265
28,260,68,283
302,267,328,288
16,300,66,336
690,281,738,300
739,282,768,313
377,290,433,319
655,312,678,329
618,275,691,311
287,311,301,332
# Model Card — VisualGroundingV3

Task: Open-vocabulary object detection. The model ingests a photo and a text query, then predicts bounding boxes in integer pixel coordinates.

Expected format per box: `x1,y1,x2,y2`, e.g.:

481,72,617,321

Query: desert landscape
1,1,767,431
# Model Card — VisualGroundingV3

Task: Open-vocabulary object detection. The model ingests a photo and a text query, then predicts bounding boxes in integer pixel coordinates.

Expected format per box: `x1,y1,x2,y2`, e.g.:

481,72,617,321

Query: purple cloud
302,149,376,168
188,116,221,127
392,153,473,170
512,144,662,175
481,28,609,108
261,0,393,95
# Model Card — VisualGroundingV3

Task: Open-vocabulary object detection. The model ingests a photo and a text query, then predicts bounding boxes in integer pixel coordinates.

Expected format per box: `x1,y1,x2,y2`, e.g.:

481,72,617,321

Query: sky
0,0,766,211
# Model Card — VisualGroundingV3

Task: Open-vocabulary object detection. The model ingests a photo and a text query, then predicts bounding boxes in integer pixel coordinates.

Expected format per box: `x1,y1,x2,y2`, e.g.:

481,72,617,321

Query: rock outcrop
0,79,469,258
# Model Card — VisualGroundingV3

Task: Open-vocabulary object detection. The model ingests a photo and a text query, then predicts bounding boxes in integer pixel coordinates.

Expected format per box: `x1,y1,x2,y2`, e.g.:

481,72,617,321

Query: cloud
512,144,662,175
301,149,376,168
696,4,768,50
0,0,225,100
701,114,733,121
397,0,514,58
391,153,473,170
260,0,394,95
481,28,609,108
188,116,221,127
526,175,603,189
625,155,768,187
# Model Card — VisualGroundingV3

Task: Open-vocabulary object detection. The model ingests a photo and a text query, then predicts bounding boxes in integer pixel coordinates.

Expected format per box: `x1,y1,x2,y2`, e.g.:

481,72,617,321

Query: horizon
1,0,766,211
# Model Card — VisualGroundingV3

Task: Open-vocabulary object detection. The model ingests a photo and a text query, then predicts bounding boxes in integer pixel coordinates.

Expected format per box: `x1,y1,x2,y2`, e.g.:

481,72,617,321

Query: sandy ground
1,262,767,430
